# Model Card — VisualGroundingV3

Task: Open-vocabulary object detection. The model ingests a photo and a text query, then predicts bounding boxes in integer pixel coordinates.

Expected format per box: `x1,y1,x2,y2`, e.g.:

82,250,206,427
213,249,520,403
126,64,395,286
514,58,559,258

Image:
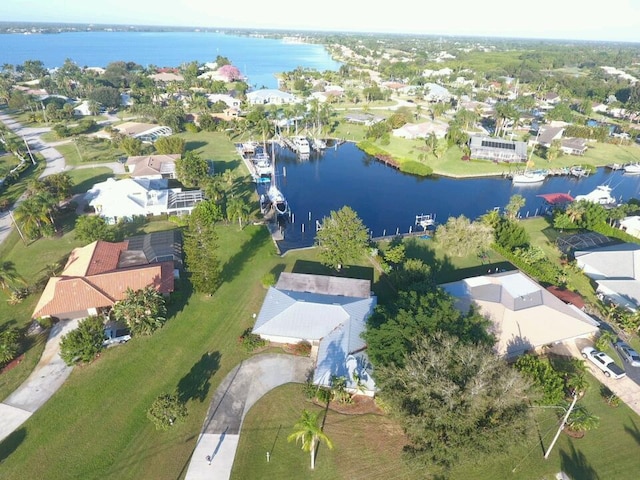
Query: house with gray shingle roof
252,273,377,396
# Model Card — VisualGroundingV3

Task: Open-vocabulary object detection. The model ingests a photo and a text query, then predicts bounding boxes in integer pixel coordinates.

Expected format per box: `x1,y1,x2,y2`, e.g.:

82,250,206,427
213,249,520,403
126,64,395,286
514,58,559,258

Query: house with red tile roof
33,232,179,320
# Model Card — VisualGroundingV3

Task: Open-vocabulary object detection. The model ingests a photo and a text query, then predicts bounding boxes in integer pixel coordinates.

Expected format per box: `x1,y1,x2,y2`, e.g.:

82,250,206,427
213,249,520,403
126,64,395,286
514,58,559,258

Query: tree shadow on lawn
0,428,26,463
166,275,194,318
185,140,208,152
220,226,271,284
177,351,221,404
624,417,640,446
559,443,600,480
71,172,112,195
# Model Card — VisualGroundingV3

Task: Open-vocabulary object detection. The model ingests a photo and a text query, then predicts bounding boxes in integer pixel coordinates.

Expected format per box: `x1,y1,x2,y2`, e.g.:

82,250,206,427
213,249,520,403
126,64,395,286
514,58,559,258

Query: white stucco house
393,120,448,139
246,89,300,105
252,273,377,396
441,271,599,358
85,178,203,224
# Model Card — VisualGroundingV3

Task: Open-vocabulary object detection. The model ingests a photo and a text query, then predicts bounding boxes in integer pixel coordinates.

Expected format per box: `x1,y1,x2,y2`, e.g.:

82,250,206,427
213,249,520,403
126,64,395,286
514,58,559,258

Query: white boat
574,185,617,206
624,163,640,174
268,185,289,216
512,170,547,184
569,165,589,178
310,137,327,151
252,151,272,183
292,135,311,155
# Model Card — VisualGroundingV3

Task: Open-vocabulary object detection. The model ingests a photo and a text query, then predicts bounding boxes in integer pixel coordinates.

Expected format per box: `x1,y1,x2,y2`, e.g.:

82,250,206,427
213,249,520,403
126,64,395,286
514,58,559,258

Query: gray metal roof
253,287,375,341
575,242,640,279
275,272,371,298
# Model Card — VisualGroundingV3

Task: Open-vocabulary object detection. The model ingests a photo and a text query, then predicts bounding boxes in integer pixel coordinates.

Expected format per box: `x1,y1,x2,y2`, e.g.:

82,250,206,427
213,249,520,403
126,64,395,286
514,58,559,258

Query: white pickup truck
581,347,626,379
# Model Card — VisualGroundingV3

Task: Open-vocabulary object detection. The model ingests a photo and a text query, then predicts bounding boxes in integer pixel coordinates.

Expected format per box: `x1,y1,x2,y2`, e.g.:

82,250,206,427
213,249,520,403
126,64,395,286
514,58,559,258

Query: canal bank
257,142,640,253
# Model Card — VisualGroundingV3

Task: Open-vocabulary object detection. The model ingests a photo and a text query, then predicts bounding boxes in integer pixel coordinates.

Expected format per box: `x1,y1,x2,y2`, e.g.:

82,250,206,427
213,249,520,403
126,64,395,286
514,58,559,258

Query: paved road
0,318,79,443
185,353,312,480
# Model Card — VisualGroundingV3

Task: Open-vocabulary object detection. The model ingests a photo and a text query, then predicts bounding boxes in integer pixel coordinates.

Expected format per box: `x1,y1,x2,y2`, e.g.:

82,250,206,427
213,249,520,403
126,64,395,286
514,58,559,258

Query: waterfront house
537,126,564,147
468,135,528,163
246,89,300,105
124,154,179,179
149,71,184,83
441,271,599,358
575,243,640,311
32,232,179,320
252,273,377,396
392,120,448,139
343,113,385,126
560,137,588,155
85,178,203,224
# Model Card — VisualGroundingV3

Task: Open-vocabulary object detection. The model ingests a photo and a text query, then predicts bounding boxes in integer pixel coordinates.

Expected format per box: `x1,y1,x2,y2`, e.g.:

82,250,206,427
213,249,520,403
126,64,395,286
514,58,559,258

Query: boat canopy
537,193,574,205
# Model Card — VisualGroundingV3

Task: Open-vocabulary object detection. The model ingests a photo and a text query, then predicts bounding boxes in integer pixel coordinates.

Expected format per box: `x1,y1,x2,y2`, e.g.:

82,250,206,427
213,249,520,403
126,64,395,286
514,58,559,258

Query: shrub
291,341,311,356
0,328,20,367
261,272,276,288
59,315,105,365
600,385,620,407
238,328,267,352
147,392,187,430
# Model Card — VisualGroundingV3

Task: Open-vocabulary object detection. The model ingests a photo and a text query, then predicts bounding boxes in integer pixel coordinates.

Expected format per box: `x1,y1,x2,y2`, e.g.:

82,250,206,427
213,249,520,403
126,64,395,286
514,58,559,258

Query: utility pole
544,392,578,460
9,210,27,245
23,136,35,165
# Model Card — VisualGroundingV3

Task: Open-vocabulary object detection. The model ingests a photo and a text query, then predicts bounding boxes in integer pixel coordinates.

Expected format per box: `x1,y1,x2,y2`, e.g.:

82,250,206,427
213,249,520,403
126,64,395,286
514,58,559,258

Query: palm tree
0,261,23,291
14,196,52,239
226,196,251,229
287,409,333,470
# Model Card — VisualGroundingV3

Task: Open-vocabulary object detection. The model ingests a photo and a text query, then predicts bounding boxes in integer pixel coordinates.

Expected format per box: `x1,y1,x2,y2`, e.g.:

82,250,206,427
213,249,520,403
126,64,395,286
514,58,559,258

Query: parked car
614,340,640,367
581,347,626,379
103,322,131,347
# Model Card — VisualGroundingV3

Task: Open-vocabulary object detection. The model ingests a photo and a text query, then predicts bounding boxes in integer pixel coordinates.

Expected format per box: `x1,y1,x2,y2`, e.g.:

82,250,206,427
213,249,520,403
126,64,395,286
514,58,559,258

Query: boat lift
415,213,436,231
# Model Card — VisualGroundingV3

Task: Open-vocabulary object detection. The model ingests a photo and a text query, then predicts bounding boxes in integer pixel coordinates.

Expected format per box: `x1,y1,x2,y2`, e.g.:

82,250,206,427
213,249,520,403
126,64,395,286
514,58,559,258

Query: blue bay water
0,31,340,89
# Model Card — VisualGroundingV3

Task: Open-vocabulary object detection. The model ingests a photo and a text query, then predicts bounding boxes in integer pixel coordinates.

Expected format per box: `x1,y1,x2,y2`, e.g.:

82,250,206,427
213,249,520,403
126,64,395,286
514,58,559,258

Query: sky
1,0,640,43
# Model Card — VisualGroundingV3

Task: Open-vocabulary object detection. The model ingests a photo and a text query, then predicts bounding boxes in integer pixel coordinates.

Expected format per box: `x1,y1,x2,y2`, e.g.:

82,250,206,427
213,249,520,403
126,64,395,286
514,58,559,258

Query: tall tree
435,215,493,258
287,410,334,470
365,286,493,368
175,150,209,188
315,206,369,270
184,202,222,295
376,333,532,471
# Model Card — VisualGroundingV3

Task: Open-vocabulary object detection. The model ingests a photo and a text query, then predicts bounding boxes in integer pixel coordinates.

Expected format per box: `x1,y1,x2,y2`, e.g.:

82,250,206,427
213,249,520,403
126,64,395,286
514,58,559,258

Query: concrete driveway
0,318,79,443
556,338,640,416
185,353,312,480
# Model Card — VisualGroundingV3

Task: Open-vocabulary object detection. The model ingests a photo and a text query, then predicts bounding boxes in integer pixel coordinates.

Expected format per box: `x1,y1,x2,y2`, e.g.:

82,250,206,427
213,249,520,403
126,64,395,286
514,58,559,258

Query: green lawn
67,167,114,195
56,137,125,166
0,224,386,480
231,384,418,480
232,363,640,480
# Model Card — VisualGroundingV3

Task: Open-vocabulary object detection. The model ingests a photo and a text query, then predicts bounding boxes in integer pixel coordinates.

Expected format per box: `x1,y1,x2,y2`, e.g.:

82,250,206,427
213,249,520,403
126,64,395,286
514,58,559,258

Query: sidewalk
0,318,79,443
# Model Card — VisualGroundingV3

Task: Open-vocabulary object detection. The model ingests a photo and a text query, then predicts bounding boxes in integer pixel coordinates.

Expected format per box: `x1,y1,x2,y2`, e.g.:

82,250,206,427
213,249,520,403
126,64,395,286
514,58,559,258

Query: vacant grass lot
56,137,125,166
232,359,640,480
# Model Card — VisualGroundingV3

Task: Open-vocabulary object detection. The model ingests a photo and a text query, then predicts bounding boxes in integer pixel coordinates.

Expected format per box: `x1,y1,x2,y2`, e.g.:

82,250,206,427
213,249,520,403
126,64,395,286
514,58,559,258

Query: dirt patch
0,354,25,375
563,427,585,439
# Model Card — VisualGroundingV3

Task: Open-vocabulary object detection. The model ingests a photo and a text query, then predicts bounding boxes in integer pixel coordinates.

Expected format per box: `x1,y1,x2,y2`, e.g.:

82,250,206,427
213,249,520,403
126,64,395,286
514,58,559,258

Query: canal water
271,142,640,252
